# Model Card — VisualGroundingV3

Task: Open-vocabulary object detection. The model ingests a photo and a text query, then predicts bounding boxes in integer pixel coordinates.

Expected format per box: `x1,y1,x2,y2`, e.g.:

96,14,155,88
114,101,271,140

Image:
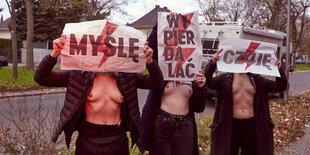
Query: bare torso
85,75,124,125
232,73,256,119
160,81,193,115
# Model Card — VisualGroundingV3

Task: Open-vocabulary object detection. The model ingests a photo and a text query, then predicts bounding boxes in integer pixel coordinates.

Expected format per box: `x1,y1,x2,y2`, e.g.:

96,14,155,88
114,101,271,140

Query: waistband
233,116,255,122
78,120,124,138
157,109,190,121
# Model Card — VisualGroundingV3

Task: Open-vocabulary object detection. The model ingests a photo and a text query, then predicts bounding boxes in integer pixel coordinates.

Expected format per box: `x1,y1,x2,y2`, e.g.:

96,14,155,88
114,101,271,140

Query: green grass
142,68,149,74
295,64,310,71
0,66,148,90
0,67,40,90
0,67,61,90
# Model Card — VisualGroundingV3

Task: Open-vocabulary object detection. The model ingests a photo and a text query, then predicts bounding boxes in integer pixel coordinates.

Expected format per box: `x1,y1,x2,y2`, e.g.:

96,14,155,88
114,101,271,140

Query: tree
222,0,246,22
14,0,86,49
5,0,18,80
290,0,310,53
196,0,224,21
84,0,129,21
25,0,34,70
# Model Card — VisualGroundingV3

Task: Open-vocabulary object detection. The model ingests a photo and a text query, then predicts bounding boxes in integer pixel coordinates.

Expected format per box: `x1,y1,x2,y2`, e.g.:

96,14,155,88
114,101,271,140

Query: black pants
231,117,257,155
149,109,194,155
75,120,129,155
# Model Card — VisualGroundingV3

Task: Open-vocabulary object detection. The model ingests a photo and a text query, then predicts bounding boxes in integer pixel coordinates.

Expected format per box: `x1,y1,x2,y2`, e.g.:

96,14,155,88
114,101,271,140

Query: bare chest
232,74,256,95
87,75,123,104
163,82,193,98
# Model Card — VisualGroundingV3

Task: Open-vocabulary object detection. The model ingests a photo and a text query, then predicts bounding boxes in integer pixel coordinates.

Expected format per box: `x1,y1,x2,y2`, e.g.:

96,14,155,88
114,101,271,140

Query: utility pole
284,0,291,103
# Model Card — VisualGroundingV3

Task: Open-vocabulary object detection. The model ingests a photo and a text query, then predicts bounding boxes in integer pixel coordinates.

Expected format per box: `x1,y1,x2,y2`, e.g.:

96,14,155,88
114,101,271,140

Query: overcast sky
0,0,201,24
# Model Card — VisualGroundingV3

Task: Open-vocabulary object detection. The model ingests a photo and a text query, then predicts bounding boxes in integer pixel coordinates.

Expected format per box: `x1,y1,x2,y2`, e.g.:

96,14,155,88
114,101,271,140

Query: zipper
61,72,94,132
114,73,130,130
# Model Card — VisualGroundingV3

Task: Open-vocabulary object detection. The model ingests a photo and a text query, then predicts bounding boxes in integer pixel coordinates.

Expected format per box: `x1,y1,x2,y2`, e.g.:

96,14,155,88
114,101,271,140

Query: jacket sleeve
135,60,164,90
191,82,207,113
204,61,223,90
147,23,158,62
34,55,70,87
263,66,288,92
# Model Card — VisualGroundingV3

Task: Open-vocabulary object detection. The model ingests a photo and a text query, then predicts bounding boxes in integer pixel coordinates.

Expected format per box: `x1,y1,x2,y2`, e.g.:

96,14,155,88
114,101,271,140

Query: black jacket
34,55,163,149
204,61,287,155
139,81,207,154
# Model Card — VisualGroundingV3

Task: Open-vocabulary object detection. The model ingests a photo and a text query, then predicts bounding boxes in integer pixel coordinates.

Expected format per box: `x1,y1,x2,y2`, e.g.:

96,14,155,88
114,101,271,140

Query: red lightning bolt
238,42,260,71
97,21,119,68
162,13,195,75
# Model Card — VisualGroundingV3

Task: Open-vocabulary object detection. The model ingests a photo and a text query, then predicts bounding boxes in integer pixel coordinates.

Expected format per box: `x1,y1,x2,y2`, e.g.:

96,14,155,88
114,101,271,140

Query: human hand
274,50,282,69
50,34,66,58
168,12,178,17
194,70,206,88
212,49,223,64
144,41,153,64
275,59,282,69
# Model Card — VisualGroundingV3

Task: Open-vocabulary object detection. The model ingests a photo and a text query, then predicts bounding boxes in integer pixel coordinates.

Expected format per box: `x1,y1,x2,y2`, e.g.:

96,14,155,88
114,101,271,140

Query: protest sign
217,38,280,77
157,11,202,81
60,20,146,73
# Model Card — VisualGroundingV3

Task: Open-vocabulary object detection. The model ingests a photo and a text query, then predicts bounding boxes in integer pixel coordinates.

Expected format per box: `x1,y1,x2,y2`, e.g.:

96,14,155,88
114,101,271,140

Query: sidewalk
276,124,310,155
0,87,66,98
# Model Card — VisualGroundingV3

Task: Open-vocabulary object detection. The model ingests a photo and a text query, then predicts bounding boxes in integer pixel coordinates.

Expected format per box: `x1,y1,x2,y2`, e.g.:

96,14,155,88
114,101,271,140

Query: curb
0,88,66,98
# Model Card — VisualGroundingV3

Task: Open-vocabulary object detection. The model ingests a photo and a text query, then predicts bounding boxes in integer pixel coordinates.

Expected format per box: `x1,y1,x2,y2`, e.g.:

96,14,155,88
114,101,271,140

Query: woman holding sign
34,34,163,155
205,49,287,155
139,20,207,155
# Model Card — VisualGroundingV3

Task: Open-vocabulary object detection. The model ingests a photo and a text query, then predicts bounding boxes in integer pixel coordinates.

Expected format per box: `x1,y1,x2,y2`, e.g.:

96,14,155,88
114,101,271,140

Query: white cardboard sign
60,20,146,73
157,11,202,81
217,38,280,77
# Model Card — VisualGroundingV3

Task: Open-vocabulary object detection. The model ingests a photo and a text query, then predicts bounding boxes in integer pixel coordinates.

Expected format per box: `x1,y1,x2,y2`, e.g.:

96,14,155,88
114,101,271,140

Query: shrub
196,116,213,154
0,96,69,154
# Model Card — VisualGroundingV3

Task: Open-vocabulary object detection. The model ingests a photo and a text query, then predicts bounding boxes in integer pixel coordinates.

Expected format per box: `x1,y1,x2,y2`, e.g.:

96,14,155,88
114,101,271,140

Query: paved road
275,71,310,154
0,89,214,124
0,71,308,153
288,71,310,96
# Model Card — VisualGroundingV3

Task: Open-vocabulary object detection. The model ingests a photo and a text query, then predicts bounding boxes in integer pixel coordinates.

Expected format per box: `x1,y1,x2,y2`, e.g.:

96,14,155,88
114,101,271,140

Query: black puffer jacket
34,55,163,149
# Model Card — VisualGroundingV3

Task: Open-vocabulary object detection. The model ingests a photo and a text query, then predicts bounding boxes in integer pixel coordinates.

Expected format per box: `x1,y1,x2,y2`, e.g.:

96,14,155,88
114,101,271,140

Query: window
201,40,219,54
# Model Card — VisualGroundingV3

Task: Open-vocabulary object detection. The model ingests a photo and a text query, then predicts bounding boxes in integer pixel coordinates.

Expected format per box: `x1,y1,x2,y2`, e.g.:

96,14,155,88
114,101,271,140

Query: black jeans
149,109,194,155
231,117,257,155
75,120,129,155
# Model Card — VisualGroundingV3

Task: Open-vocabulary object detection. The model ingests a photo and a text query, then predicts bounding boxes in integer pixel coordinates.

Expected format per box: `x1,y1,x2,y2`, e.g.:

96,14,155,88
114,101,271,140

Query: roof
0,17,10,30
127,5,170,28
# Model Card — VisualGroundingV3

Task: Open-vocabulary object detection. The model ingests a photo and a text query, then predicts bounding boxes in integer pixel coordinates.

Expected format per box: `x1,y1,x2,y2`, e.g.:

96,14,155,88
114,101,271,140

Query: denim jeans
231,117,257,155
149,109,194,155
75,120,129,155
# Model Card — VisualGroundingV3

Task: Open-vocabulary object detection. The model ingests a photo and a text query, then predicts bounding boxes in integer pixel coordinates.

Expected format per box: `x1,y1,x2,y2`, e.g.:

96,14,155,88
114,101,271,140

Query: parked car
0,56,8,67
295,59,303,64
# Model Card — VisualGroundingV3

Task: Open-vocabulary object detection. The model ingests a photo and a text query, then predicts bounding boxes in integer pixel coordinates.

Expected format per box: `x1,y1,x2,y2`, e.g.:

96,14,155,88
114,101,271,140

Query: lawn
0,67,40,90
295,64,310,71
0,67,149,91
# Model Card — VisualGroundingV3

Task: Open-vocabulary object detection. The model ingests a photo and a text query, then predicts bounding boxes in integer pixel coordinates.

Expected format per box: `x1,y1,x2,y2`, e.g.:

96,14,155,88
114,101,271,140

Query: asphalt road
0,89,214,124
1,71,309,126
288,71,310,96
0,71,308,152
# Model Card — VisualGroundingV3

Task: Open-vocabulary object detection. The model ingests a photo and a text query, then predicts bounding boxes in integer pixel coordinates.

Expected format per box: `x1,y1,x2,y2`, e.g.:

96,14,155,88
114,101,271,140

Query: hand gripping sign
60,20,146,73
217,38,280,77
157,11,202,81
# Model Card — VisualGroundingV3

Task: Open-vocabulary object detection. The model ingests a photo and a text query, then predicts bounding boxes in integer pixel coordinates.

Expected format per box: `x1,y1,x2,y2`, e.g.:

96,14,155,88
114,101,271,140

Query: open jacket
139,81,207,154
140,23,207,154
204,61,287,155
34,55,163,149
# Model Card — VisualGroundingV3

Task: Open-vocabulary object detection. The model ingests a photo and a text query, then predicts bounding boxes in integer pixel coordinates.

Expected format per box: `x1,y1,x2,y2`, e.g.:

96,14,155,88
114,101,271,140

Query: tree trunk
25,0,34,70
11,0,18,80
